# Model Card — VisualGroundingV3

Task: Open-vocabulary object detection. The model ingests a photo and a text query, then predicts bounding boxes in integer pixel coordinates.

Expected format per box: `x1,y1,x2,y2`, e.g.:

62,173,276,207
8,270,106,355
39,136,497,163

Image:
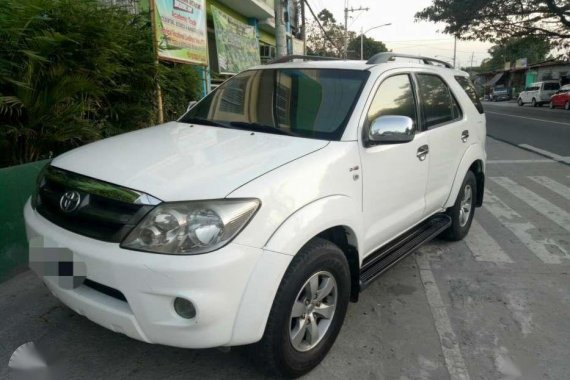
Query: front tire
442,171,477,241
549,101,555,109
532,98,537,107
565,101,570,110
254,238,351,378
517,98,524,106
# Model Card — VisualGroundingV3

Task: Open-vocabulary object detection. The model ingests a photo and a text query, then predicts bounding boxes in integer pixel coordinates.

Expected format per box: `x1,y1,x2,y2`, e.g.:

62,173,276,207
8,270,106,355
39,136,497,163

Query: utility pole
275,0,287,58
301,0,306,54
344,6,369,58
453,36,457,68
470,51,475,71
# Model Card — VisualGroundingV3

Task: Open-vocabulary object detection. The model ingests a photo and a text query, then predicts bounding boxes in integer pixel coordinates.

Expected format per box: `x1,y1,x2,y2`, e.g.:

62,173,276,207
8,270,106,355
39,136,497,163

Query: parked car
25,53,486,378
549,84,570,110
490,86,511,102
518,81,560,107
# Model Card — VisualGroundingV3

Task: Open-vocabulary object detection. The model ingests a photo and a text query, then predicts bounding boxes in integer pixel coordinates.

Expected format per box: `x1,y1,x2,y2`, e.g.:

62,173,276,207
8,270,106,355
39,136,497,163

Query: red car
550,84,570,110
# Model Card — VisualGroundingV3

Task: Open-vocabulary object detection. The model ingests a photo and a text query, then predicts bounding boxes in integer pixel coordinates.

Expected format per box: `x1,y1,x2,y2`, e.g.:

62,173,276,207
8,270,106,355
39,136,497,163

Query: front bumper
24,200,291,348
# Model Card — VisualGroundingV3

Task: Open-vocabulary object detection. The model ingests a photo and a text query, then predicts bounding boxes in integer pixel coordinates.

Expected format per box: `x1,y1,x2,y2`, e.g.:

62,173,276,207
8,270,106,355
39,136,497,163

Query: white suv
25,53,486,377
518,80,561,107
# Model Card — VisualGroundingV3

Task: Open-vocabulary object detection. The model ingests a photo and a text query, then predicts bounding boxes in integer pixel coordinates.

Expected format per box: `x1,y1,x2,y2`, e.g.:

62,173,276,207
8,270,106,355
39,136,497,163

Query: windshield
180,68,369,140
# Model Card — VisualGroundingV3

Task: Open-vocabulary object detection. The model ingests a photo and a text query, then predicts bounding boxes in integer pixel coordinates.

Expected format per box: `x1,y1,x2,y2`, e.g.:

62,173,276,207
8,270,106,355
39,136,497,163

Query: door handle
417,145,429,161
461,130,469,143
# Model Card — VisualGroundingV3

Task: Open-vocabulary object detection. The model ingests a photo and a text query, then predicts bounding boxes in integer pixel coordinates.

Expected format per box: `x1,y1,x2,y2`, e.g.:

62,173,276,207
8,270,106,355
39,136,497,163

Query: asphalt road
484,101,570,159
2,139,570,379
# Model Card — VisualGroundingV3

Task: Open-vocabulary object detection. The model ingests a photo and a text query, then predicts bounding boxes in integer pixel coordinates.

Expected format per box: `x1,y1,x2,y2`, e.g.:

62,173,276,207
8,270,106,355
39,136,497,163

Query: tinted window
181,69,369,141
543,83,560,91
367,74,417,128
417,74,461,129
455,76,484,114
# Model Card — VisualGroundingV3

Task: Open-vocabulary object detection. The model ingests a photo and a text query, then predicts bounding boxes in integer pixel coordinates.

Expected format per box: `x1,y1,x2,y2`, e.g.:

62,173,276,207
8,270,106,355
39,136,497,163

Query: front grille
35,166,159,243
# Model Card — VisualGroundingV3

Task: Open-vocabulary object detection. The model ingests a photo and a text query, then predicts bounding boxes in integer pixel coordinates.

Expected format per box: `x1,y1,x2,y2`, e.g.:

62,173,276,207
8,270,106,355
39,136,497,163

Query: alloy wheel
289,271,337,352
459,184,473,227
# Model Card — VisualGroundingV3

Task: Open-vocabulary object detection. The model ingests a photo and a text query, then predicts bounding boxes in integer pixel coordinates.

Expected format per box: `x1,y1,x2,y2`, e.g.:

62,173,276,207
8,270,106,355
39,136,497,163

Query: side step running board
359,214,451,291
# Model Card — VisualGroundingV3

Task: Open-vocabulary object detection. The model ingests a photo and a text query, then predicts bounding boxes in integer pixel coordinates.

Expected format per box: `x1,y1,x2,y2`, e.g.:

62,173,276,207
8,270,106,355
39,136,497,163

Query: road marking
487,159,555,164
465,220,513,263
486,111,570,126
483,189,568,264
416,252,470,380
528,176,570,200
491,177,570,234
518,144,570,164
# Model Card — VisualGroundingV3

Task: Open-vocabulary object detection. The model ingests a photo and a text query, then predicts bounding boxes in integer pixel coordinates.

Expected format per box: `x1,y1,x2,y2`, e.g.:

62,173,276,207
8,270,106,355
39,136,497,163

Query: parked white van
518,81,561,107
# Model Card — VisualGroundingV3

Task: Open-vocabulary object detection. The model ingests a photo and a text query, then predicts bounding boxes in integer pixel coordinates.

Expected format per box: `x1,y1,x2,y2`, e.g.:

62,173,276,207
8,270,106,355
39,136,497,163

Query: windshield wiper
183,117,231,129
229,122,298,137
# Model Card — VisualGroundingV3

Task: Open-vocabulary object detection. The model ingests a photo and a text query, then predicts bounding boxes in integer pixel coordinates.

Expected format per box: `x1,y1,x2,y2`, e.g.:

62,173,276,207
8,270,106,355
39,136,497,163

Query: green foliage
416,0,570,51
0,0,201,167
347,35,388,60
480,37,552,72
306,10,345,57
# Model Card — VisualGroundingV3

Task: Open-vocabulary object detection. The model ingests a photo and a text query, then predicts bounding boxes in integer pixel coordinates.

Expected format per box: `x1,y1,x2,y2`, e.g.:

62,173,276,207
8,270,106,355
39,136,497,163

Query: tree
306,9,345,57
347,35,388,60
415,0,570,51
480,36,552,71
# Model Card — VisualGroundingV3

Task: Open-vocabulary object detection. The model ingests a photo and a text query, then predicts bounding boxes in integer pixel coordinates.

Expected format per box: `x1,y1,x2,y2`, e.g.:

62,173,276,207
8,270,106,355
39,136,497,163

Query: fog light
174,297,196,319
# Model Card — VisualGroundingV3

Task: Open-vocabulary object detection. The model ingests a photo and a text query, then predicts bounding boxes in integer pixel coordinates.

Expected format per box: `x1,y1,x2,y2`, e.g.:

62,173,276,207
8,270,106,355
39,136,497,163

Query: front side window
416,74,461,129
455,76,484,114
181,68,369,141
366,74,418,128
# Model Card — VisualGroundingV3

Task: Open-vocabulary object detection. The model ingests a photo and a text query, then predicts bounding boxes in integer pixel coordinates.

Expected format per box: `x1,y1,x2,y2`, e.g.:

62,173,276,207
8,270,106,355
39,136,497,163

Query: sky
306,0,494,67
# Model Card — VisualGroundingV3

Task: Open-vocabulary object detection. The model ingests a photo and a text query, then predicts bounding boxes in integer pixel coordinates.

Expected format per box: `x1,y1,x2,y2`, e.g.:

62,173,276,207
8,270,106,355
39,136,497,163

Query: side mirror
369,115,414,144
187,101,198,112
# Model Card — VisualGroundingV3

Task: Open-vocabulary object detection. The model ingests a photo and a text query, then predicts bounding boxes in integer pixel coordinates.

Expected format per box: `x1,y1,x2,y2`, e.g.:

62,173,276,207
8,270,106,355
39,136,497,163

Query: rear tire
517,98,523,106
442,171,477,241
565,102,570,110
254,238,351,378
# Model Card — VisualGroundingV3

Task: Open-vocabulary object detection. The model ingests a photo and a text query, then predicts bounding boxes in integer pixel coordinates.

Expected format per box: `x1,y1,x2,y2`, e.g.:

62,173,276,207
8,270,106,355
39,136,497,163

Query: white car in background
518,80,561,107
25,53,486,378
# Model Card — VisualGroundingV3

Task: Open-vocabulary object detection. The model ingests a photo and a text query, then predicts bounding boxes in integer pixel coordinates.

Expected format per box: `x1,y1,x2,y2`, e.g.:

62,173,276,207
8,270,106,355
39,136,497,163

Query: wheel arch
444,144,486,209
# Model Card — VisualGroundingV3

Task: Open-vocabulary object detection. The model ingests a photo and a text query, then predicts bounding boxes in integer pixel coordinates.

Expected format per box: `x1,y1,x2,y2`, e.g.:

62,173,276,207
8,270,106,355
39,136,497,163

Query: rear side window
543,83,560,91
455,76,484,114
416,74,461,129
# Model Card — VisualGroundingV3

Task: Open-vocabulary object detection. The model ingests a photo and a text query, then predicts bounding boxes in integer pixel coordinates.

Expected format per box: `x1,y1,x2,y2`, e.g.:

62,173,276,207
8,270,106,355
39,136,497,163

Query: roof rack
268,55,341,64
366,53,454,69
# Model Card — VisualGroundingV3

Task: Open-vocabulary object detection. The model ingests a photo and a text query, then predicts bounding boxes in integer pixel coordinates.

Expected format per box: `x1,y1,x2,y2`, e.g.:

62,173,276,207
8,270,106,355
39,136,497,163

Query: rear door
414,73,469,215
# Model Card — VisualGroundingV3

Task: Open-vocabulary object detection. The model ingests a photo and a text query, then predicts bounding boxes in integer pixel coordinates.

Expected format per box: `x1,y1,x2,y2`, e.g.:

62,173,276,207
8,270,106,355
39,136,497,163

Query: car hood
51,122,329,201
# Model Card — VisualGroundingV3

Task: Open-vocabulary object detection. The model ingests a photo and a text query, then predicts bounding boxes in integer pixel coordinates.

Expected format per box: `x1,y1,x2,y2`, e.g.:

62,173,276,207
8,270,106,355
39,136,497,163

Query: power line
304,0,342,54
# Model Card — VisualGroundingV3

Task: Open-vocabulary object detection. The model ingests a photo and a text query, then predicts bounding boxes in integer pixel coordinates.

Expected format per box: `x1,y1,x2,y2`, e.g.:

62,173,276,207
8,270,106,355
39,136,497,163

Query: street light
361,23,392,60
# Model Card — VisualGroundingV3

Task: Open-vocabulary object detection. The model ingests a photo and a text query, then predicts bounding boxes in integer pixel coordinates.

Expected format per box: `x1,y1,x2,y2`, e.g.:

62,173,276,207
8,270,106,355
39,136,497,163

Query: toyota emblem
59,191,81,212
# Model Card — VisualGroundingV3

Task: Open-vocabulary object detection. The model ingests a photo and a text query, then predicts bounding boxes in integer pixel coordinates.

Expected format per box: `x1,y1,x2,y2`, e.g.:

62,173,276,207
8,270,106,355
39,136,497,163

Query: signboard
153,0,208,65
292,38,304,55
516,58,528,69
504,62,511,70
212,5,260,74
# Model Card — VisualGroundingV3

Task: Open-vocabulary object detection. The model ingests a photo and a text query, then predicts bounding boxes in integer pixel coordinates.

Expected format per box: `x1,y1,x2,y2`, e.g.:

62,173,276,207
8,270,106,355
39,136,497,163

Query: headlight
121,199,260,255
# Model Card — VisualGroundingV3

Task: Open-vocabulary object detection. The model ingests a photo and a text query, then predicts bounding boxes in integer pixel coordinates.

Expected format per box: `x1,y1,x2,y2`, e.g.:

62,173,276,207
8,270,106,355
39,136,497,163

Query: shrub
0,0,201,167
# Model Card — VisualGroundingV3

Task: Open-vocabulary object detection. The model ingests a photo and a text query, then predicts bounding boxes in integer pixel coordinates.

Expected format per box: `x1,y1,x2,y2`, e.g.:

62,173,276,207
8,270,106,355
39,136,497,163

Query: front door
360,73,429,256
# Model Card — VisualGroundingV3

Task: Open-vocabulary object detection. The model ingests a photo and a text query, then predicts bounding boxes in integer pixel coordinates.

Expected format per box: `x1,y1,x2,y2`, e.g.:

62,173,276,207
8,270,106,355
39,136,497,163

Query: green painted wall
0,160,48,282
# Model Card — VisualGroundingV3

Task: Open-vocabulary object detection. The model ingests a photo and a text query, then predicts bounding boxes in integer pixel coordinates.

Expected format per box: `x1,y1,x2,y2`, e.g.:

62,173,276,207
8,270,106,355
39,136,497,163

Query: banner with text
212,5,260,74
154,0,208,65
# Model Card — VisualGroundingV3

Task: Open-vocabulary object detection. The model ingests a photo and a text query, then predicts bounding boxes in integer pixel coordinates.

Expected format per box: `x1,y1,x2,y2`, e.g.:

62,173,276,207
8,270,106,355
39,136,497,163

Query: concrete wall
0,160,48,282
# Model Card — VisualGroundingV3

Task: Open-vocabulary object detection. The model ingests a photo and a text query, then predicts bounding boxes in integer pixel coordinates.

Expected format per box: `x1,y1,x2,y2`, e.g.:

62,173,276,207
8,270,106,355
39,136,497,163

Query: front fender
444,143,486,209
264,195,362,257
